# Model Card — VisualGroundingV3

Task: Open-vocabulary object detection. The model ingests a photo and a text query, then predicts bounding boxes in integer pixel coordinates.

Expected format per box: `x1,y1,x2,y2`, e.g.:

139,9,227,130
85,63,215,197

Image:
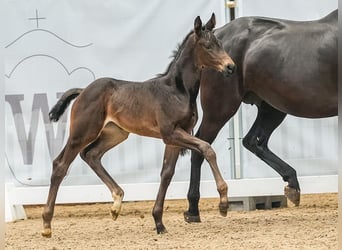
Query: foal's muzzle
224,64,236,77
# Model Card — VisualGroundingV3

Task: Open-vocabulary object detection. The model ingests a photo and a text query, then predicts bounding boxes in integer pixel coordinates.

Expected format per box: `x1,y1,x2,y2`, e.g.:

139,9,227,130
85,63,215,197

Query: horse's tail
49,88,83,122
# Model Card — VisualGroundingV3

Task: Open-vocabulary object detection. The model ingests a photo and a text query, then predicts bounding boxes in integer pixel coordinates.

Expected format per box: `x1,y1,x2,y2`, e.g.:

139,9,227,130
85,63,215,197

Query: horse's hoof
183,211,201,223
284,185,300,206
41,228,52,238
219,202,228,217
110,209,119,221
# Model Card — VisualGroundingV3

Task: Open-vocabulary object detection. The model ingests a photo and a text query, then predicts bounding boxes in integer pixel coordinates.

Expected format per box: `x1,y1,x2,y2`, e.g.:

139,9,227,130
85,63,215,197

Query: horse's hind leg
80,122,129,220
152,145,180,234
242,101,300,205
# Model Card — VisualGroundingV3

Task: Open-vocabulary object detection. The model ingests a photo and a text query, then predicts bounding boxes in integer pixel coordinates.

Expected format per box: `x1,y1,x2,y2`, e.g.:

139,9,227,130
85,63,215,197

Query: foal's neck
165,36,201,102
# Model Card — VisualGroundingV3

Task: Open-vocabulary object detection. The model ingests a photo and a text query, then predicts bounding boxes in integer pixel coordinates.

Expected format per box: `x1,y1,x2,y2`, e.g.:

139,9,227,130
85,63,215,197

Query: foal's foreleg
163,128,228,217
186,121,228,222
80,123,129,220
152,145,180,234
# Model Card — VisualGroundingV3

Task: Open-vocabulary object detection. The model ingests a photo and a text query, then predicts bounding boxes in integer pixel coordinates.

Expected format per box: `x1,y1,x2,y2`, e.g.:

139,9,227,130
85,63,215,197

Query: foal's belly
104,110,162,138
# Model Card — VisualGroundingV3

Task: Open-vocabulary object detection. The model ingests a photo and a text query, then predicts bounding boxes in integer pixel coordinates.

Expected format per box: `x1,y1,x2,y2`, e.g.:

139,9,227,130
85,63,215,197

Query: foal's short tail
49,88,84,122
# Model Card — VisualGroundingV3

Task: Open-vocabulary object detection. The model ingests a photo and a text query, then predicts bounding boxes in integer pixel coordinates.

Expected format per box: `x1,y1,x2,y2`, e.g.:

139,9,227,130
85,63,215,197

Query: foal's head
193,14,235,76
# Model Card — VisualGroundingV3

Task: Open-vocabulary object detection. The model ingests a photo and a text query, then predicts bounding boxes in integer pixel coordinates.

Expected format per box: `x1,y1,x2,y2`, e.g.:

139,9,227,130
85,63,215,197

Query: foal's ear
205,13,216,31
194,16,203,37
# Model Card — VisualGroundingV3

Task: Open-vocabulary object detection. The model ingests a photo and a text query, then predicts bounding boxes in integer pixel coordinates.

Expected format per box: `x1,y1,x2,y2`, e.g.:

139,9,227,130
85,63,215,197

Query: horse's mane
157,30,194,78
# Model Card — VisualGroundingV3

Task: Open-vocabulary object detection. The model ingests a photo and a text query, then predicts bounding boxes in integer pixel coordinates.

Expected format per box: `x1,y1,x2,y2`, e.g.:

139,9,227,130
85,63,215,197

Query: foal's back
72,77,194,138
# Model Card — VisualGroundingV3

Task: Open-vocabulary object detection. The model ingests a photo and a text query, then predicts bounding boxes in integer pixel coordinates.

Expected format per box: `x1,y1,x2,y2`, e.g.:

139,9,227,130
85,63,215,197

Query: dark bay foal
42,14,235,237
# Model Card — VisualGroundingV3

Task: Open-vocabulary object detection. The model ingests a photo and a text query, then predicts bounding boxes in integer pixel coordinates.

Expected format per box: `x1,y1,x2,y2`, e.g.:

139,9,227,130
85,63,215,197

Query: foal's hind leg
242,102,300,205
80,122,129,220
42,135,99,237
152,145,180,234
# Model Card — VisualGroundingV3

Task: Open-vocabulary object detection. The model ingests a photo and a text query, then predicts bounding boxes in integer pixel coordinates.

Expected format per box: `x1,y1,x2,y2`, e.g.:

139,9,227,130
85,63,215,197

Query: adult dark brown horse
184,10,337,223
41,14,236,237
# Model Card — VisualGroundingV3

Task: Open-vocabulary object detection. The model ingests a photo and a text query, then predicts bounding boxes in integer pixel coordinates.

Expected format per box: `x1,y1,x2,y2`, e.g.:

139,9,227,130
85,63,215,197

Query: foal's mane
157,30,194,78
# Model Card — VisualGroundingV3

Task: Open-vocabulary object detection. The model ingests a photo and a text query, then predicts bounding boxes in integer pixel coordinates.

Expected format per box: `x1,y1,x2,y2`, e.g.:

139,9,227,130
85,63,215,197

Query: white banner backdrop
4,0,233,189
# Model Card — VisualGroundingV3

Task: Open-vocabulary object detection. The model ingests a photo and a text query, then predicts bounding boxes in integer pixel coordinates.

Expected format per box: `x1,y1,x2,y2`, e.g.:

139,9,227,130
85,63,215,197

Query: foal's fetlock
217,182,228,217
42,212,53,237
111,191,123,220
217,182,228,195
219,201,229,217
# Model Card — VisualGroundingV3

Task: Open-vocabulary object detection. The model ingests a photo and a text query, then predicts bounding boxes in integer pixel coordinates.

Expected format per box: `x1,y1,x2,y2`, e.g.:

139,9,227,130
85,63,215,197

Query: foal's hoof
110,209,120,221
183,211,201,223
284,185,300,206
41,228,52,238
219,202,228,217
156,225,168,234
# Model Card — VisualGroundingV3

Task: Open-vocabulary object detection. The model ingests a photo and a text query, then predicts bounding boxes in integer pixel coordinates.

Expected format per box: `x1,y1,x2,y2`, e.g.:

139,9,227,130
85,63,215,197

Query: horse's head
193,13,235,76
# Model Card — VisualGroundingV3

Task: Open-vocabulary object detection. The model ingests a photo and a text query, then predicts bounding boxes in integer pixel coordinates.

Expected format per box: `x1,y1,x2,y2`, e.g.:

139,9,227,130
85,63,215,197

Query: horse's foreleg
80,123,129,220
152,145,180,234
163,128,228,218
242,102,300,205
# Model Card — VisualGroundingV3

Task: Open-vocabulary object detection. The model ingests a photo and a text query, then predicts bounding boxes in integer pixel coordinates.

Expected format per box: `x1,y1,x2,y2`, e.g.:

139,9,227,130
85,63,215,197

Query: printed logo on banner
5,9,96,183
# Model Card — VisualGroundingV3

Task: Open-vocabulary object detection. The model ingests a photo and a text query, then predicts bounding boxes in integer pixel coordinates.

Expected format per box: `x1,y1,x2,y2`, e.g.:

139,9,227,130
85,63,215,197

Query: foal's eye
204,44,212,50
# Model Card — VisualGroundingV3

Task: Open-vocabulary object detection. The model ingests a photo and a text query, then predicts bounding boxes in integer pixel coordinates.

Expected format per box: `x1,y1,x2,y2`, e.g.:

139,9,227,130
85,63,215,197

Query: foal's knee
200,143,216,162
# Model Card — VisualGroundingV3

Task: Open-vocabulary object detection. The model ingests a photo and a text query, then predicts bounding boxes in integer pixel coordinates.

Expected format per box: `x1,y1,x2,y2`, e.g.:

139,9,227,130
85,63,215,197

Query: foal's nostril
228,64,236,72
224,64,236,76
